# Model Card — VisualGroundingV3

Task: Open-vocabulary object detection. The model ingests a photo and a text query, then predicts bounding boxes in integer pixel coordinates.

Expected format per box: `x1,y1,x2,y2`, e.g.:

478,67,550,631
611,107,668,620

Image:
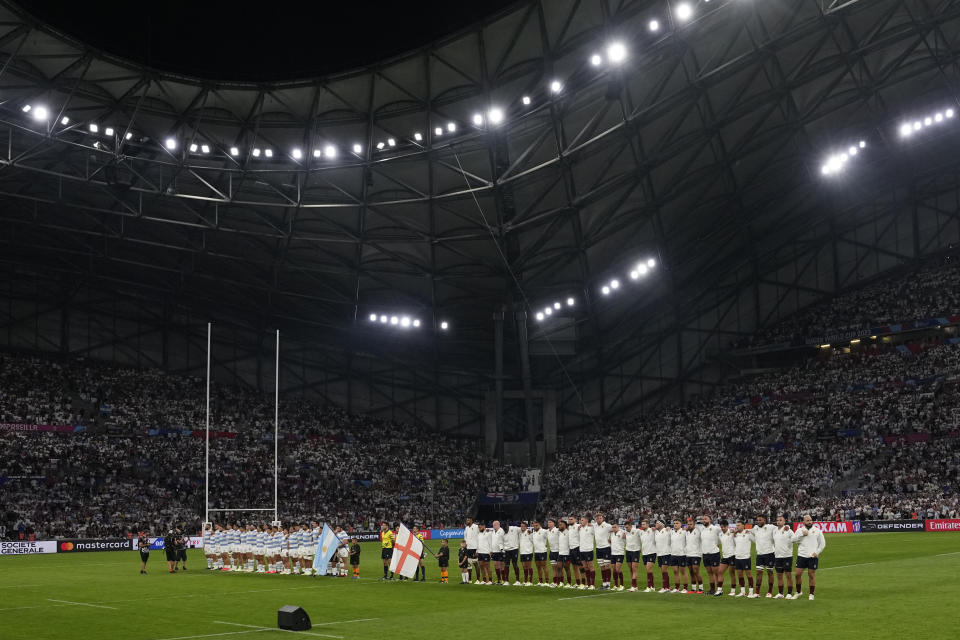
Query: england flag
389,524,424,579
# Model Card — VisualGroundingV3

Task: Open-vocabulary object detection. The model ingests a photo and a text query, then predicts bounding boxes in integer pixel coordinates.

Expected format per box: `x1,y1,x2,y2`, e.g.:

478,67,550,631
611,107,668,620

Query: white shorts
337,548,349,559
280,549,288,558
206,545,217,555
256,547,265,556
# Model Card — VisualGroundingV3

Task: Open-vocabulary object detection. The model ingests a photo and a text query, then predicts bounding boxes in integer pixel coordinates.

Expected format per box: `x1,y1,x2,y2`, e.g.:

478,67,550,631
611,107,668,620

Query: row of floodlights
899,108,955,138
535,297,576,322
602,258,657,296
820,140,867,176
367,313,449,331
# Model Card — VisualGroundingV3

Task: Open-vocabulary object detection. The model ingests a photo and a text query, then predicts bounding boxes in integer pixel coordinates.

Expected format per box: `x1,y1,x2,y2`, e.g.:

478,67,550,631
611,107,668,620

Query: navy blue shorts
657,555,671,567
381,548,392,559
492,552,504,562
625,550,640,564
642,553,657,565
775,557,793,573
611,554,624,565
703,552,721,567
548,552,559,562
669,555,685,567
734,558,751,571
504,549,518,562
467,549,477,559
579,551,594,562
686,556,702,566
558,554,569,563
756,553,775,570
796,556,818,571
534,552,547,562
477,553,491,562
520,553,533,562
721,556,735,566
569,549,579,563
596,547,611,561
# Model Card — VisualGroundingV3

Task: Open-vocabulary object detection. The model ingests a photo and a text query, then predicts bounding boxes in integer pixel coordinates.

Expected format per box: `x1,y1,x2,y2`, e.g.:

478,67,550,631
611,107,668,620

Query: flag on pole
389,523,424,579
313,524,339,572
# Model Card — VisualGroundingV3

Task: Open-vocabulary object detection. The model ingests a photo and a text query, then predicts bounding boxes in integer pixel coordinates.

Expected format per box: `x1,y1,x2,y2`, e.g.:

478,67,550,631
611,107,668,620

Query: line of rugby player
201,522,351,576
461,513,827,600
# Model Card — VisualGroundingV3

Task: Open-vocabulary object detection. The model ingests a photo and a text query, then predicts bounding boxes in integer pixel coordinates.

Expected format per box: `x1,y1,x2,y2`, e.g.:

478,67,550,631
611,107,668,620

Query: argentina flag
312,524,340,573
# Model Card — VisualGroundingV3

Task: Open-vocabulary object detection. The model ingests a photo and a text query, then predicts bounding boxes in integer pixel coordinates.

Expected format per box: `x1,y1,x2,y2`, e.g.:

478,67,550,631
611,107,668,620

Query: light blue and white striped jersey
256,530,266,547
233,528,242,545
291,530,302,551
202,529,211,547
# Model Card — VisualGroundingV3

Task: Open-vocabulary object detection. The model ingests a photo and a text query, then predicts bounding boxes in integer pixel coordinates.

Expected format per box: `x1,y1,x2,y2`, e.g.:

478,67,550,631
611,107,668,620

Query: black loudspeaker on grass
277,605,311,631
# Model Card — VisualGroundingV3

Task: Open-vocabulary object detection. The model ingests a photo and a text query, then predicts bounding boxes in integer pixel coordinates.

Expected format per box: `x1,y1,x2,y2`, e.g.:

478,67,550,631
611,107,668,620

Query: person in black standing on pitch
138,530,150,575
175,528,188,571
164,529,177,573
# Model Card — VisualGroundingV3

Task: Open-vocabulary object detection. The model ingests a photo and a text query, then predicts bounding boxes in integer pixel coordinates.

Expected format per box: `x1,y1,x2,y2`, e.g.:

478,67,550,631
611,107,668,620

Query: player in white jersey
734,521,759,597
491,521,507,585
773,515,796,598
566,517,582,588
699,515,723,595
638,520,658,592
684,519,704,593
593,513,614,589
752,514,777,597
669,520,688,592
463,517,480,582
717,519,736,595
287,526,301,574
232,525,243,570
792,514,826,600
578,515,596,590
623,520,643,591
476,522,493,584
254,526,266,573
609,523,626,590
530,521,549,586
335,526,350,577
517,522,534,585
654,521,673,592
202,524,214,570
503,523,521,585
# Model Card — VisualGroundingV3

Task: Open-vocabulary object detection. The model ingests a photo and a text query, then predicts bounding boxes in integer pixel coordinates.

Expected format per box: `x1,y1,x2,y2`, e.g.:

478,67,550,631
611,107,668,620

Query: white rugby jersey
655,528,672,555
718,530,735,557
699,524,721,554
257,530,266,547
477,530,492,554
579,524,595,551
558,529,570,554
639,527,656,555
751,523,777,554
202,529,211,547
531,529,548,553
684,527,702,557
211,530,221,546
793,525,826,558
593,521,613,549
463,523,480,549
493,527,506,552
519,530,534,554
545,527,560,552
503,526,520,550
669,528,686,554
567,523,581,549
624,527,642,552
289,530,301,551
734,530,753,559
610,529,626,555
773,526,795,558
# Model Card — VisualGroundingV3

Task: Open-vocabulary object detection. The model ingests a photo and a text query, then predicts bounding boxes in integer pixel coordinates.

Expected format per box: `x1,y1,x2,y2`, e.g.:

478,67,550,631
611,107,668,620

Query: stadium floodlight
610,279,620,290
125,131,133,140
369,313,377,322
947,108,955,118
414,132,423,141
253,148,261,157
89,123,99,133
104,126,114,136
21,104,31,113
550,79,563,94
590,53,603,67
567,297,575,306
925,117,933,126
387,138,396,147
602,285,611,295
900,123,912,137
435,127,443,136
264,149,273,158
380,315,388,323
913,121,922,131
230,146,239,156
544,307,552,316
313,148,322,158
440,321,449,330
189,143,198,153
859,140,866,148
390,316,399,325
447,122,457,132
536,312,544,321
606,41,627,64
630,269,639,279
676,2,693,21
935,113,944,123
61,116,70,125
32,106,49,121
377,141,385,150
849,146,857,156
413,319,421,327
647,258,656,268
649,19,660,32
93,141,100,149
324,144,337,158
292,148,303,159
473,113,484,126
553,301,561,310
488,108,504,125
401,317,411,328
352,143,363,154
165,137,177,150
522,95,531,105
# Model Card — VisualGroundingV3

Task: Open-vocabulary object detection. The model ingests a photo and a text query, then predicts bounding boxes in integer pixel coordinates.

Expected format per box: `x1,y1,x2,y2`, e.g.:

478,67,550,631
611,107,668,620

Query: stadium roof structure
2,0,960,436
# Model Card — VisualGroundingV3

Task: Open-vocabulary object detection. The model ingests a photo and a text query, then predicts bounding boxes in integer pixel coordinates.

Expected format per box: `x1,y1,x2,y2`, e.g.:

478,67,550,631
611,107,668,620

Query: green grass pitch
2,533,959,639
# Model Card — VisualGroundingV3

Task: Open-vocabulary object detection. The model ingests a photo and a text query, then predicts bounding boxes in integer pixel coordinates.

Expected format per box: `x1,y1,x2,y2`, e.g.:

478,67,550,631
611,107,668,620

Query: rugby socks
420,566,426,581
647,574,655,589
662,572,670,588
632,577,638,588
461,571,469,583
809,585,815,595
383,565,388,578
440,569,448,583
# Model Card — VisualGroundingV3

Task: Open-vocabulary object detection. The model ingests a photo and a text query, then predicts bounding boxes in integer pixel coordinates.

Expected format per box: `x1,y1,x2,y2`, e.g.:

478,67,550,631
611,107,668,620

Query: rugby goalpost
203,323,281,528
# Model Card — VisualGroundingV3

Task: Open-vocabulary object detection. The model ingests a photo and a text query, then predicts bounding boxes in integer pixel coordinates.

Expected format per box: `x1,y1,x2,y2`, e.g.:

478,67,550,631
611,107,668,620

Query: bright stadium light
401,317,411,328
324,144,337,158
849,146,857,155
630,269,639,280
189,143,198,153
447,122,457,132
676,2,693,21
924,117,933,126
89,123,99,133
522,95,531,105
649,19,660,32
440,321,449,330
390,316,399,325
413,132,423,141
550,79,563,94
913,121,922,131
200,144,210,154
165,137,177,150
473,113,484,126
900,123,912,137
387,138,396,147
544,307,553,316
602,285,611,295
230,147,239,156
377,141,385,150
435,126,443,136
566,297,575,306
264,148,273,158
369,313,377,322
125,131,133,140
380,315,388,323
104,126,114,136
32,106,49,121
413,319,421,328
21,104,31,113
647,258,656,268
553,301,561,310
253,148,262,157
292,148,303,159
947,108,955,118
93,141,100,149
61,116,70,125
606,41,627,64
536,312,544,321
590,53,603,66
313,148,322,158
610,279,620,290
352,143,363,154
935,113,944,123
488,108,504,125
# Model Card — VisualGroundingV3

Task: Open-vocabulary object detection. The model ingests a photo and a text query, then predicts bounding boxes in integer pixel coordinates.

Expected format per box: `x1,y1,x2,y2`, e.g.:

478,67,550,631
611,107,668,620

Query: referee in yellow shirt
380,522,395,580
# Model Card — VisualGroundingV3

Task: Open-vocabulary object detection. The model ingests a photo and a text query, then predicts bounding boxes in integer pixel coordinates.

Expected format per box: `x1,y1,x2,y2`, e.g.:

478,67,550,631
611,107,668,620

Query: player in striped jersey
202,524,214,570
255,526,266,573
231,524,243,570
289,525,302,574
335,526,350,577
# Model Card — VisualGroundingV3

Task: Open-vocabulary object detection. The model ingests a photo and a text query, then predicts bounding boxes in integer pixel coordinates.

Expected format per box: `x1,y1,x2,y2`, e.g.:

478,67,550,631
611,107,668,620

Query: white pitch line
214,621,342,639
151,629,270,640
819,562,875,571
557,591,620,601
935,551,960,557
311,618,379,626
0,584,41,588
47,598,118,610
